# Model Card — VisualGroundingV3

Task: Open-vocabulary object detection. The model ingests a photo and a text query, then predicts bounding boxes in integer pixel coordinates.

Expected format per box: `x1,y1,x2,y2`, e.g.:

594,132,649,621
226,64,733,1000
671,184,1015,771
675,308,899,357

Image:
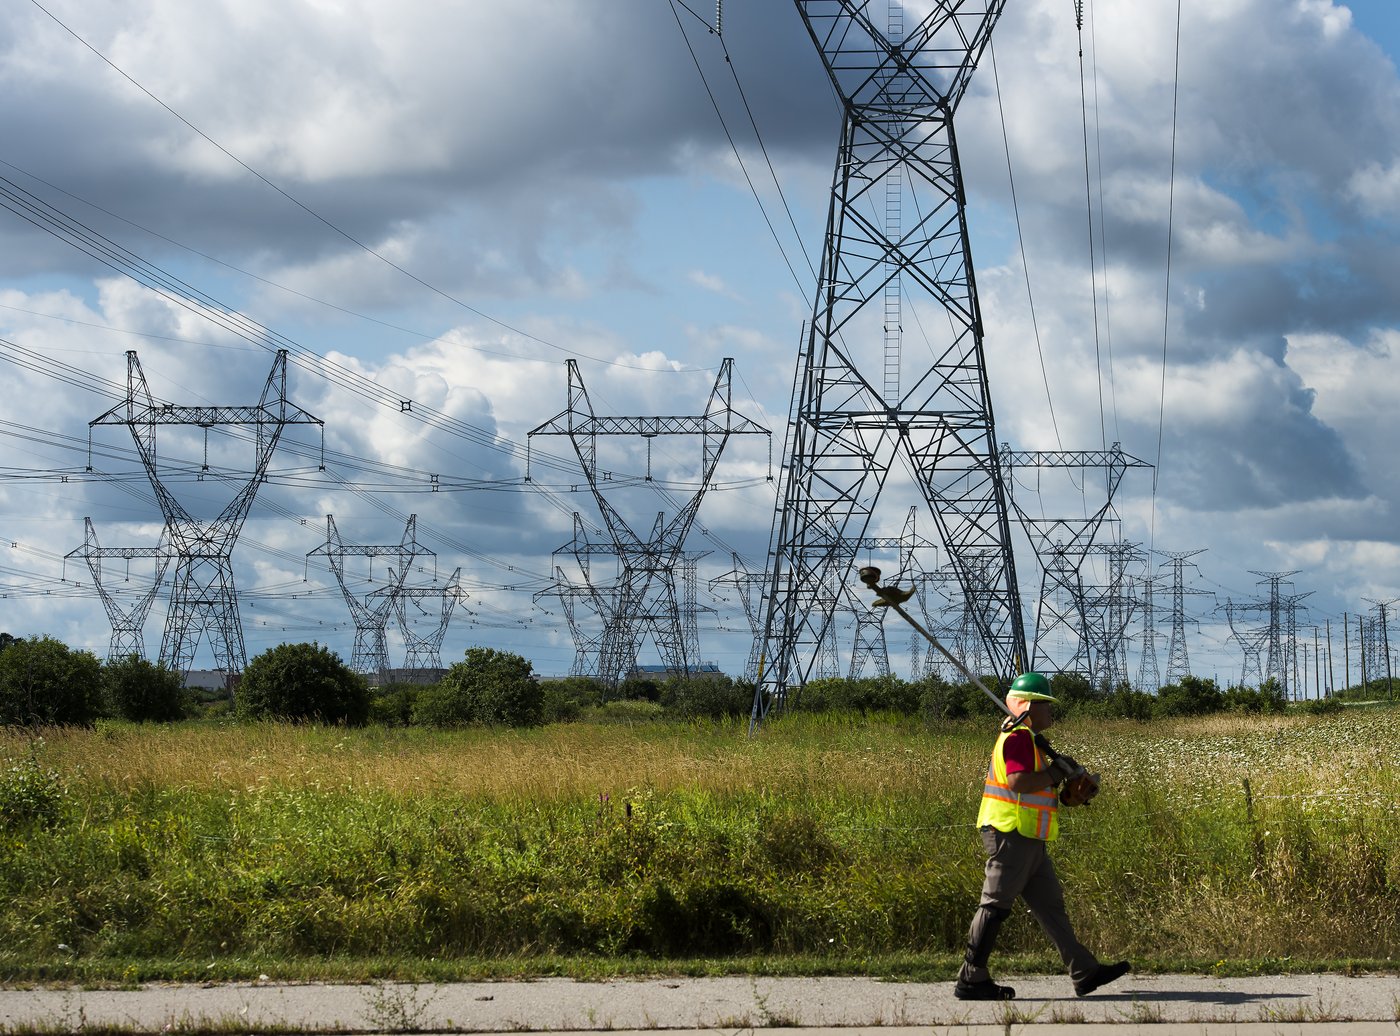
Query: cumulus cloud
2,0,1400,678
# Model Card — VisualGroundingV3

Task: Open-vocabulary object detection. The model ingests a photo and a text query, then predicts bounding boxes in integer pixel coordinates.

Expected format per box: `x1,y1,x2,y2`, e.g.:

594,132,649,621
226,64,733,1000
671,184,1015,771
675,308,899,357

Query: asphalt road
1,973,1398,1033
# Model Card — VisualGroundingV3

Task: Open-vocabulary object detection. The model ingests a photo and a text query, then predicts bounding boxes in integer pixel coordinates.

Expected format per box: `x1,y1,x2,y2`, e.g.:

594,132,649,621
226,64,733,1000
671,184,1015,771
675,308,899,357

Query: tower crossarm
798,1,1007,115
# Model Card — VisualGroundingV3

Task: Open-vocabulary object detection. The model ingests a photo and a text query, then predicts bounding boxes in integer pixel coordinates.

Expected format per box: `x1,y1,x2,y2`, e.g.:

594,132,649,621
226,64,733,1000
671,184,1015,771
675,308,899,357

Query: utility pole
1344,612,1350,692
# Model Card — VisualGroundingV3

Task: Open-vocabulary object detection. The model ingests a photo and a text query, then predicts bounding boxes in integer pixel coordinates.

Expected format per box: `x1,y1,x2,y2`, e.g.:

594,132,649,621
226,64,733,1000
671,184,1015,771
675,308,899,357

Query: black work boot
1075,960,1131,996
954,977,1017,1001
955,905,1015,1001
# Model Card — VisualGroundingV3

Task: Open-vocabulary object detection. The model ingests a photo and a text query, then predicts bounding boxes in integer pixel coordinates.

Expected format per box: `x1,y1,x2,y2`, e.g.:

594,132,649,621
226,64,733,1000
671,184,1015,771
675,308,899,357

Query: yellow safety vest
976,724,1060,841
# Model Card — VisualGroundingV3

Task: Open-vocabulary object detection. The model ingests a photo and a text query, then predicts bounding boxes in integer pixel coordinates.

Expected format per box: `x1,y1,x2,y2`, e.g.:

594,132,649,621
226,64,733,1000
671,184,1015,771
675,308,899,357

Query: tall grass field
0,707,1395,981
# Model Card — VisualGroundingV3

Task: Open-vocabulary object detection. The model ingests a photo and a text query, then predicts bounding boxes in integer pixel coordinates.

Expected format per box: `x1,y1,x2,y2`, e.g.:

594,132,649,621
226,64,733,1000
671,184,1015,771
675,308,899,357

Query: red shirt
1002,728,1037,774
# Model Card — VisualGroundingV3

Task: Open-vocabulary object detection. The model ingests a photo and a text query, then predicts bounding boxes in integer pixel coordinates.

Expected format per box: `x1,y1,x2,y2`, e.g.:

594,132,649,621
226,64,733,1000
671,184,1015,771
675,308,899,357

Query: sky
2,0,1400,691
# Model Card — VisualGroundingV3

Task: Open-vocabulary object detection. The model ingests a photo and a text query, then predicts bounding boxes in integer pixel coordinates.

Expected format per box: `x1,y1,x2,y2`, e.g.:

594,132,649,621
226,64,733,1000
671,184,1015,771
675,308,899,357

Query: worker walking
955,672,1131,1001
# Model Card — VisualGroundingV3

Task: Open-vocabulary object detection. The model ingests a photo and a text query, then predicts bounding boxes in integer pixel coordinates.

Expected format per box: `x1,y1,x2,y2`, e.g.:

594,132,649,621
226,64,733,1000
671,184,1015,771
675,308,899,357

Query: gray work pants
958,826,1100,985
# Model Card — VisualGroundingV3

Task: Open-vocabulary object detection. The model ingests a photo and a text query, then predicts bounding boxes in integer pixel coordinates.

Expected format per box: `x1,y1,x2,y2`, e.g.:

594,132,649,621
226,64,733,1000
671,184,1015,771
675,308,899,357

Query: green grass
0,707,1395,982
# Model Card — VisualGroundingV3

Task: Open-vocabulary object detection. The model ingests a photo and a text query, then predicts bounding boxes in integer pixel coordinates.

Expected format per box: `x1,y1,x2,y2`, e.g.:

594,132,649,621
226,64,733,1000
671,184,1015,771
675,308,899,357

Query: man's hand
1046,753,1087,785
1060,772,1100,807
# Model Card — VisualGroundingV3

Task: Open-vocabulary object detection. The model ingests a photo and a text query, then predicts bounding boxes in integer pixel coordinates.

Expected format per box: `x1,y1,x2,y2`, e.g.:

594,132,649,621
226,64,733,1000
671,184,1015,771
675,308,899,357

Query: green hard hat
1008,671,1056,702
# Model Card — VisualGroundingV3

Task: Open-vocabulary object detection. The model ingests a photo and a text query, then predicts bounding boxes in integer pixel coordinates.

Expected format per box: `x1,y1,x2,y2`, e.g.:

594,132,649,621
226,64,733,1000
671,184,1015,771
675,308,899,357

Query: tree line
1,631,1372,730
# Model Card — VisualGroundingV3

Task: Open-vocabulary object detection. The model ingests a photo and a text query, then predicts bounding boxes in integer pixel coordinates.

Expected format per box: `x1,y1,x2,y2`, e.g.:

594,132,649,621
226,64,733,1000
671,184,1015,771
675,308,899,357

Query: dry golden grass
3,708,1390,807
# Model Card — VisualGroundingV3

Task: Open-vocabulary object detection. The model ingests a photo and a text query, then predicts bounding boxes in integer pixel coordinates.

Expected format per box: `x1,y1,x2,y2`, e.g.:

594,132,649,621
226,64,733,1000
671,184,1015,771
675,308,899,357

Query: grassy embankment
0,706,1395,983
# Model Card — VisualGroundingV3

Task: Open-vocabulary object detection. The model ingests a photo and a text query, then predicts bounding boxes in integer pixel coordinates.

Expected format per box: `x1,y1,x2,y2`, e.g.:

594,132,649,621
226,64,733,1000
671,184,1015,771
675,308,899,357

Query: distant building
373,668,448,687
628,663,724,678
182,669,238,693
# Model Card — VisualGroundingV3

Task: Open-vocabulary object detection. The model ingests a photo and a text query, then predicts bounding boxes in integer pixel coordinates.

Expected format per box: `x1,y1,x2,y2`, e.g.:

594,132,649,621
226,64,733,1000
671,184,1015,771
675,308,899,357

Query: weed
1122,999,1166,1023
1258,996,1349,1023
993,1000,1043,1029
750,976,801,1027
359,981,437,1033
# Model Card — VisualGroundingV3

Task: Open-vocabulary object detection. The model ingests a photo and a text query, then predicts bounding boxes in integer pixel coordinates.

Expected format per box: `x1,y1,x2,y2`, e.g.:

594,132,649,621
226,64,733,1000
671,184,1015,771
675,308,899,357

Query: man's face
1028,700,1054,730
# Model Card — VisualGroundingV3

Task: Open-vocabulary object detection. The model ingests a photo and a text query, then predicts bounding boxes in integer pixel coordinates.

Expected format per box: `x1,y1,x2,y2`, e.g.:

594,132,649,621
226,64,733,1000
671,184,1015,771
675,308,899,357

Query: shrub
0,758,67,830
1154,675,1224,717
0,635,104,727
917,674,1008,721
412,647,542,728
659,673,751,719
102,655,189,722
1223,678,1287,714
366,683,421,726
616,675,661,703
1100,684,1155,720
540,676,607,723
1297,694,1344,716
796,675,920,714
915,675,962,719
1049,671,1104,715
584,699,667,723
235,642,369,725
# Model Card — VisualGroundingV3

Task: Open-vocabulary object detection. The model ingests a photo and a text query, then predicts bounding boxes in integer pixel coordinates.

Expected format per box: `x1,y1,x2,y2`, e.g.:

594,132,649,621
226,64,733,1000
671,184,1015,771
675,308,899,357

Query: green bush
1049,671,1106,715
1222,678,1287,714
540,676,607,723
659,674,751,719
235,642,369,725
412,647,542,728
366,683,421,726
102,655,189,722
0,757,68,830
616,675,661,703
0,635,104,727
915,675,961,719
1099,684,1155,720
1154,675,1224,717
1297,694,1345,716
798,675,921,714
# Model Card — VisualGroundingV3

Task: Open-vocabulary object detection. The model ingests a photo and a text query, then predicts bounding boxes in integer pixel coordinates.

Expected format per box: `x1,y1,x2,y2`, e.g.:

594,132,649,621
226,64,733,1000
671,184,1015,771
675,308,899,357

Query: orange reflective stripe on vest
975,725,1059,841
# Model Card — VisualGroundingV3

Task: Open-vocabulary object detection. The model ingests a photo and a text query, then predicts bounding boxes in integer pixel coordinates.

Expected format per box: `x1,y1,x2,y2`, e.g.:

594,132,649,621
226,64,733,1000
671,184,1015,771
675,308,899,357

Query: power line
25,0,718,377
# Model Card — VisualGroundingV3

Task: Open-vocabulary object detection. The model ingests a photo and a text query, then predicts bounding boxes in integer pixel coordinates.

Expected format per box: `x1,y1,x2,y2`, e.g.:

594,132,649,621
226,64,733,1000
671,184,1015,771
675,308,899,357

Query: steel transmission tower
64,517,171,661
1157,550,1211,683
535,514,613,678
1222,598,1265,689
373,567,465,679
1001,446,1151,677
1136,575,1163,691
709,553,768,681
307,515,429,678
1080,541,1145,691
1243,571,1311,697
846,583,892,678
1361,598,1395,694
89,350,322,675
758,1,1025,720
847,506,936,679
530,359,767,684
